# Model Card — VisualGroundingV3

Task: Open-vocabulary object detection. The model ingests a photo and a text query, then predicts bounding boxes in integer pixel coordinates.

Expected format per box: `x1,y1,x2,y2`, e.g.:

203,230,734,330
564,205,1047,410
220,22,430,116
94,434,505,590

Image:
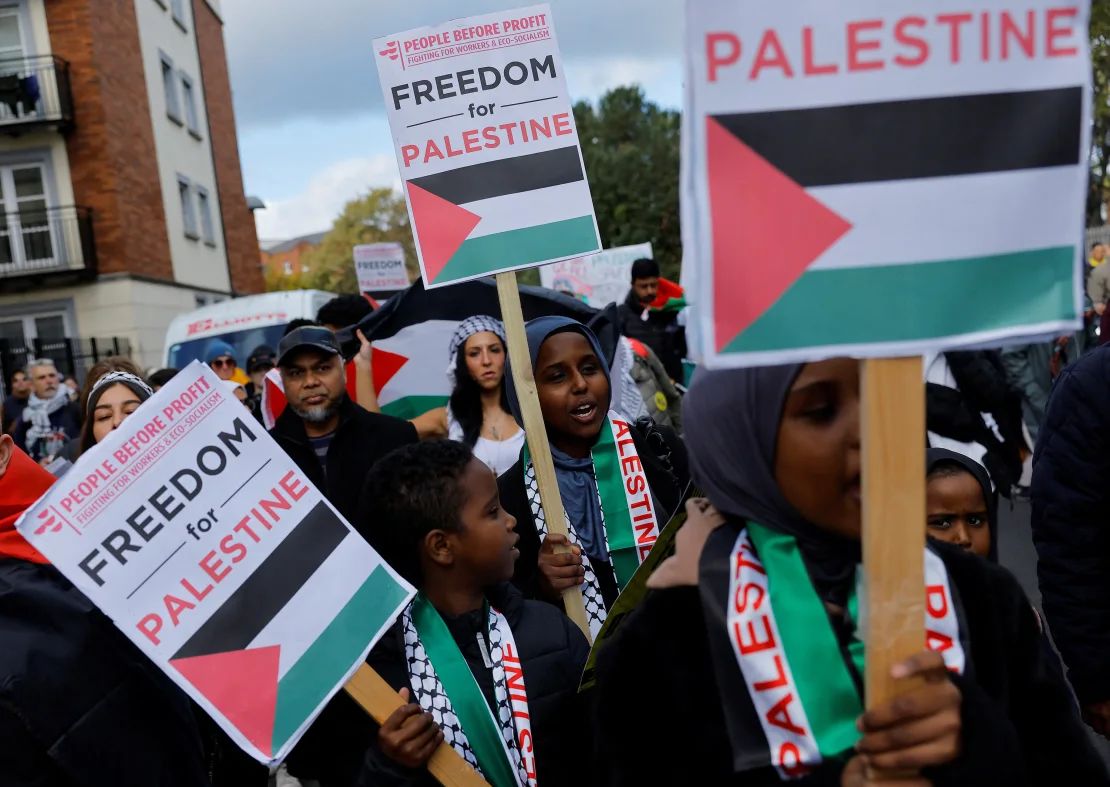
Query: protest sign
17,362,414,765
355,242,410,294
683,0,1092,369
373,4,601,288
539,243,652,307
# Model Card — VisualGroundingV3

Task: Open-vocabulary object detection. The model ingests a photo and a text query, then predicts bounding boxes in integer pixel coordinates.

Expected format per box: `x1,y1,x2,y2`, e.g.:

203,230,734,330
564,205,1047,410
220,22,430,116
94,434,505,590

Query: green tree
574,86,682,281
1090,0,1110,225
300,188,417,293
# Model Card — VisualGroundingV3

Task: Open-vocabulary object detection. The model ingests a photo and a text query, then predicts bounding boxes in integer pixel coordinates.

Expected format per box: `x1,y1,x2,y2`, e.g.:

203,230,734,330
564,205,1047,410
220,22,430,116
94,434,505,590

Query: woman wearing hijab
926,448,998,562
594,358,1107,785
497,316,687,638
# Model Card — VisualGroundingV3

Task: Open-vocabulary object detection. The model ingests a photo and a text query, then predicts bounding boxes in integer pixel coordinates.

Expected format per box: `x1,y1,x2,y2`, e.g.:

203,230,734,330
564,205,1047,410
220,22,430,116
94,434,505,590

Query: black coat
13,402,81,462
617,292,687,383
0,559,210,787
594,544,1108,786
287,583,591,787
1031,343,1110,707
498,418,688,608
269,396,417,528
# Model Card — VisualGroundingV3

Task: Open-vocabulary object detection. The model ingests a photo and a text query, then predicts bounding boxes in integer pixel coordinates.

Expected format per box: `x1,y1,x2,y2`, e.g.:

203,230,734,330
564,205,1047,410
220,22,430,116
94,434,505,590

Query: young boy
926,448,997,561
355,440,591,786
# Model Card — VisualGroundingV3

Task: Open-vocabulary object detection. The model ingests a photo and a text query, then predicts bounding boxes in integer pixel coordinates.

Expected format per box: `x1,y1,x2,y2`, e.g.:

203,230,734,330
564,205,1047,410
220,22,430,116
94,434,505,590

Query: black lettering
457,69,477,94
196,446,226,476
217,417,257,457
478,66,501,90
128,506,165,542
504,61,528,85
79,550,108,587
531,54,557,81
149,485,183,521
413,79,433,105
171,468,203,501
434,73,456,99
391,83,410,110
103,529,142,565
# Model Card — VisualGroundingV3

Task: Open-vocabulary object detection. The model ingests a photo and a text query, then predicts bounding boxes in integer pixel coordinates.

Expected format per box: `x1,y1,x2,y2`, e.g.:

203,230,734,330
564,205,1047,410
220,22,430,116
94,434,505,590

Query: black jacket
269,396,417,528
617,292,687,382
13,402,81,462
1031,343,1110,707
499,418,688,609
0,559,210,787
287,583,591,787
594,544,1108,786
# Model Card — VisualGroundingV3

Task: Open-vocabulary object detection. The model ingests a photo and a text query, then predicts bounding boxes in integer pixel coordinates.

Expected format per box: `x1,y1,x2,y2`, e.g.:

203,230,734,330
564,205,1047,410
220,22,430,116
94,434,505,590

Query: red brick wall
193,0,263,295
47,0,174,280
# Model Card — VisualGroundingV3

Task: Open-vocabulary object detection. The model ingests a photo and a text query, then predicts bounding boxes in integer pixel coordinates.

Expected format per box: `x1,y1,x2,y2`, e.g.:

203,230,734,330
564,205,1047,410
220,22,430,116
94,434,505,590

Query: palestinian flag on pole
169,500,412,761
407,145,601,288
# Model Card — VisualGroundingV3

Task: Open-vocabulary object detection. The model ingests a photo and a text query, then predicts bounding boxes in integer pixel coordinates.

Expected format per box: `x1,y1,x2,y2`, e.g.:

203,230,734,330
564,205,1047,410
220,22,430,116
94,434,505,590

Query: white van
162,290,335,370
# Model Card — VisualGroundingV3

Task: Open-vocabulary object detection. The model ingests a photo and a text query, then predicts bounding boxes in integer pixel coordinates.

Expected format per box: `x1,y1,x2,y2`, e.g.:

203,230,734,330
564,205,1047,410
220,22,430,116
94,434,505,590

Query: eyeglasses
210,358,235,369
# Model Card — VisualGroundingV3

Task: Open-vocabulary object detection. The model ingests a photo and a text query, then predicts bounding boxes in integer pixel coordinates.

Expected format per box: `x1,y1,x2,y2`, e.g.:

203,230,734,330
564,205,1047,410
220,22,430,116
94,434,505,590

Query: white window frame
160,51,181,125
196,184,215,246
170,0,188,31
177,174,198,240
180,71,201,137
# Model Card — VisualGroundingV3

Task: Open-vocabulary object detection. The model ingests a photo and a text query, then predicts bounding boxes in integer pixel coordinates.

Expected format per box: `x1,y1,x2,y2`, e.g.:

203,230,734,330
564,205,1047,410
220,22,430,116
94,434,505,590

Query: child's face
450,457,520,585
775,358,862,540
927,471,991,559
535,331,610,454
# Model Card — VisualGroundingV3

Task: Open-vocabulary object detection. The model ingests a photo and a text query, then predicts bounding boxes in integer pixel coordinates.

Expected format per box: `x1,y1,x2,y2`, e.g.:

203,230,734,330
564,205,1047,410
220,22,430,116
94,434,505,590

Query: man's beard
290,397,339,424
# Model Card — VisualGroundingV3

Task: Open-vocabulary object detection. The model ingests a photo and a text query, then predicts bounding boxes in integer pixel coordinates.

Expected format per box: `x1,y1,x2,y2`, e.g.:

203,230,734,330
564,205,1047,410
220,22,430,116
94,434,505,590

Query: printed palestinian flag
702,86,1086,359
407,145,601,287
170,500,412,761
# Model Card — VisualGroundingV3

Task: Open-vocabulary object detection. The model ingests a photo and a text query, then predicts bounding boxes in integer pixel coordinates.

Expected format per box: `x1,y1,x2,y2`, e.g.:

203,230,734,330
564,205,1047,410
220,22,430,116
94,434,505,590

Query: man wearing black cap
269,326,417,528
618,258,686,381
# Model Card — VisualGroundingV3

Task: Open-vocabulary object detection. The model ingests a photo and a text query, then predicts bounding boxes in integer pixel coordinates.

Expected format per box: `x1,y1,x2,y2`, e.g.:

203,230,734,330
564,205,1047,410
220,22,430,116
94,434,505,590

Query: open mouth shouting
570,398,600,425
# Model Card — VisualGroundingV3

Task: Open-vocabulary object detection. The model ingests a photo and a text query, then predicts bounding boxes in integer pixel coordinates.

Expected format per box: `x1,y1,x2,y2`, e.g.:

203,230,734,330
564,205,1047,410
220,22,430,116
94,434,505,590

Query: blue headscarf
506,316,613,558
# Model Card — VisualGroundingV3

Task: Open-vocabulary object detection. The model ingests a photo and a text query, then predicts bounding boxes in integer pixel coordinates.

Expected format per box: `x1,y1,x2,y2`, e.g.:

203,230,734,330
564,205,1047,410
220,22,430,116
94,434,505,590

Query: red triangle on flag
407,182,481,284
707,118,852,352
371,346,408,393
172,645,281,757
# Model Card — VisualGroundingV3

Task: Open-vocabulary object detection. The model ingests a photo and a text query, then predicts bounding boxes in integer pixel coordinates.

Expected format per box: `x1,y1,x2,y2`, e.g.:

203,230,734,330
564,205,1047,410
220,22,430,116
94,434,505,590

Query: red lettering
754,654,790,691
200,550,231,582
733,581,766,614
634,519,657,547
926,584,949,619
219,534,247,563
937,13,973,63
706,32,741,82
138,613,163,646
802,27,837,75
1001,11,1036,59
181,577,213,603
779,742,809,776
927,629,954,653
232,517,261,543
630,493,652,513
847,20,884,72
894,16,929,66
444,134,463,158
749,29,794,79
616,438,636,458
626,474,646,496
612,419,631,439
482,126,501,149
165,593,196,626
765,692,807,736
736,614,776,655
1046,7,1079,57
552,112,572,136
980,11,991,61
279,471,309,502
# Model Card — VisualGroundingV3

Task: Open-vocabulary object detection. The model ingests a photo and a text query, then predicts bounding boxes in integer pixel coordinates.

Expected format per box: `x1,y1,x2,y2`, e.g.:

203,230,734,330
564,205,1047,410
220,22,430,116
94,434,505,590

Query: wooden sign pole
860,357,927,779
345,664,490,787
495,271,593,641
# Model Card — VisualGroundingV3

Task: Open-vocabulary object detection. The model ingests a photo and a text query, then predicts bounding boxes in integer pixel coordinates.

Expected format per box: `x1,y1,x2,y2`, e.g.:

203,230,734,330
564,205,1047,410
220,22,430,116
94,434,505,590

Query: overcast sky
220,0,683,240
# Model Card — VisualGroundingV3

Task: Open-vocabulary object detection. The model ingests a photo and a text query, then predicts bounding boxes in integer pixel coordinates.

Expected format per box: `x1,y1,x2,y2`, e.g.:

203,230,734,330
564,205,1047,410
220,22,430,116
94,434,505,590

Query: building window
160,53,181,124
283,260,293,276
196,186,215,245
180,72,201,137
177,176,198,239
170,0,188,30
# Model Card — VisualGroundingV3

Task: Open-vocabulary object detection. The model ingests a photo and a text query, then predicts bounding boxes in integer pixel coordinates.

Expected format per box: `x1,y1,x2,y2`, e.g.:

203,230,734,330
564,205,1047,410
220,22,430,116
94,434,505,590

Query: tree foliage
1090,0,1110,225
296,188,417,293
574,86,682,280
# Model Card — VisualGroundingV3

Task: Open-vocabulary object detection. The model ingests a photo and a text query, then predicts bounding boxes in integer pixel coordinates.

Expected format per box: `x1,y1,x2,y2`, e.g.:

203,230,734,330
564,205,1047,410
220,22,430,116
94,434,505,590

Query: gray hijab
683,363,860,590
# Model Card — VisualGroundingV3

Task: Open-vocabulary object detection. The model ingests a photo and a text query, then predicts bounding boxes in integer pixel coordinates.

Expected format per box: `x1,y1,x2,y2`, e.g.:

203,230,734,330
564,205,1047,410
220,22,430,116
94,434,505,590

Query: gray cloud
221,0,681,129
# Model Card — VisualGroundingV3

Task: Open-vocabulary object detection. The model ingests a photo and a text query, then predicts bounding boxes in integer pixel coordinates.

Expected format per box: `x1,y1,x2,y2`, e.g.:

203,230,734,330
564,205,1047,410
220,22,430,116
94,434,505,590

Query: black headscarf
926,447,999,562
682,363,861,601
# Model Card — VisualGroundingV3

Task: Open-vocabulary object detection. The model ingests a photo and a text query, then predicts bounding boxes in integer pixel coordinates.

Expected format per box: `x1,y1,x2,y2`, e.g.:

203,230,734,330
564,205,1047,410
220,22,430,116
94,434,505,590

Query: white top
447,409,526,476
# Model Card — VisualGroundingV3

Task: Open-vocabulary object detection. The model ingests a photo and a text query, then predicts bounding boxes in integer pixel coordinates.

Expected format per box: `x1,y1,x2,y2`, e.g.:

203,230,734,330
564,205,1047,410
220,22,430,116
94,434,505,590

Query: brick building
0,0,261,374
260,230,326,281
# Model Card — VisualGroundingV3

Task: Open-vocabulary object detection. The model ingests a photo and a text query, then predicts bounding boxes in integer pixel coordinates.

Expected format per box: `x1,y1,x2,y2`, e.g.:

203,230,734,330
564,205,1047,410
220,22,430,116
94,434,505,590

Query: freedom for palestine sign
683,0,1092,368
373,4,601,288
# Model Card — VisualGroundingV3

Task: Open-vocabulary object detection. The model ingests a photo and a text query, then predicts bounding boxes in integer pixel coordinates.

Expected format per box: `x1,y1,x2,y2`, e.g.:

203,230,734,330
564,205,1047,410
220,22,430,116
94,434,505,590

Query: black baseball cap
247,345,277,372
277,327,341,367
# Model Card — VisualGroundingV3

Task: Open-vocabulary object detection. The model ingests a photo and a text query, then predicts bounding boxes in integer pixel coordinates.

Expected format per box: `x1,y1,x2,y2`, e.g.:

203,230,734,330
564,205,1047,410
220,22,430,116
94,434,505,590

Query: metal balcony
0,56,74,131
0,205,95,282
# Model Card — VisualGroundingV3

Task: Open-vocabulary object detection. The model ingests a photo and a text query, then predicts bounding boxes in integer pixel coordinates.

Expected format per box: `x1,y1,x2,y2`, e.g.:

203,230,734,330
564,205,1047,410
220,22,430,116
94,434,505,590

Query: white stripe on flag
809,167,1079,271
464,180,594,239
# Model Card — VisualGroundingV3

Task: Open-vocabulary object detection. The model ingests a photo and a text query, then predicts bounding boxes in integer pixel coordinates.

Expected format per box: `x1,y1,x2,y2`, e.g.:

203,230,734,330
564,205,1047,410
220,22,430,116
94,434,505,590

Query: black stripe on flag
173,501,347,660
408,145,583,205
714,87,1082,188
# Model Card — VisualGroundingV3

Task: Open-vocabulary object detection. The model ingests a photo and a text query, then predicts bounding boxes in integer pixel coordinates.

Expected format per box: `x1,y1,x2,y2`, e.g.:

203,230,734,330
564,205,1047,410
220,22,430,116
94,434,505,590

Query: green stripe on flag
724,246,1075,353
271,565,410,750
434,215,599,284
381,395,449,420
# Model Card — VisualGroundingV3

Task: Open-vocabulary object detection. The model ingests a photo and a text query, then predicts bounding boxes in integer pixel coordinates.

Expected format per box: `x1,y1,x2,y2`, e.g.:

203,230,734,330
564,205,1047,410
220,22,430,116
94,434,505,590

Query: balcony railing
0,206,95,279
0,55,73,130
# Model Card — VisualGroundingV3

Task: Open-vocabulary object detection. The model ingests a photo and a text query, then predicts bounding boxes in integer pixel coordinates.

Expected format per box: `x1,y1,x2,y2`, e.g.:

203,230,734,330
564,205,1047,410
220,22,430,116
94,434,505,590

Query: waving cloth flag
683,0,1092,368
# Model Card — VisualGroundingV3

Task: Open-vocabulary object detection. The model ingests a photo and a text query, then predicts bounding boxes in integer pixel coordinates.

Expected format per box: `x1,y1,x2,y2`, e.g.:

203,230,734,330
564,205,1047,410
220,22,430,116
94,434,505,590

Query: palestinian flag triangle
169,501,411,761
408,145,601,287
706,87,1085,356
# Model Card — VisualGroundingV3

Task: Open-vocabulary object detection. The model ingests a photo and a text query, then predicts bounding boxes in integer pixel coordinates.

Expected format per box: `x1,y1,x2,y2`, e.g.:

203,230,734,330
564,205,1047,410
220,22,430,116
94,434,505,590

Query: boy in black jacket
351,439,591,786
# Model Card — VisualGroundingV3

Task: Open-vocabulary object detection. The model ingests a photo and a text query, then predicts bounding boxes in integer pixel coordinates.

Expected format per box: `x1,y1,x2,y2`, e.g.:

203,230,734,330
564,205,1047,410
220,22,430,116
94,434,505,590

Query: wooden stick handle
496,271,592,641
860,357,927,779
344,663,490,787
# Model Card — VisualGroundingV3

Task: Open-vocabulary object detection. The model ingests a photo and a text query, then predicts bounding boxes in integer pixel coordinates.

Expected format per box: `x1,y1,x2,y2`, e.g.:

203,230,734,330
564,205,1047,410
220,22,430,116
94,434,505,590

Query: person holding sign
593,359,1107,785
497,316,687,635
